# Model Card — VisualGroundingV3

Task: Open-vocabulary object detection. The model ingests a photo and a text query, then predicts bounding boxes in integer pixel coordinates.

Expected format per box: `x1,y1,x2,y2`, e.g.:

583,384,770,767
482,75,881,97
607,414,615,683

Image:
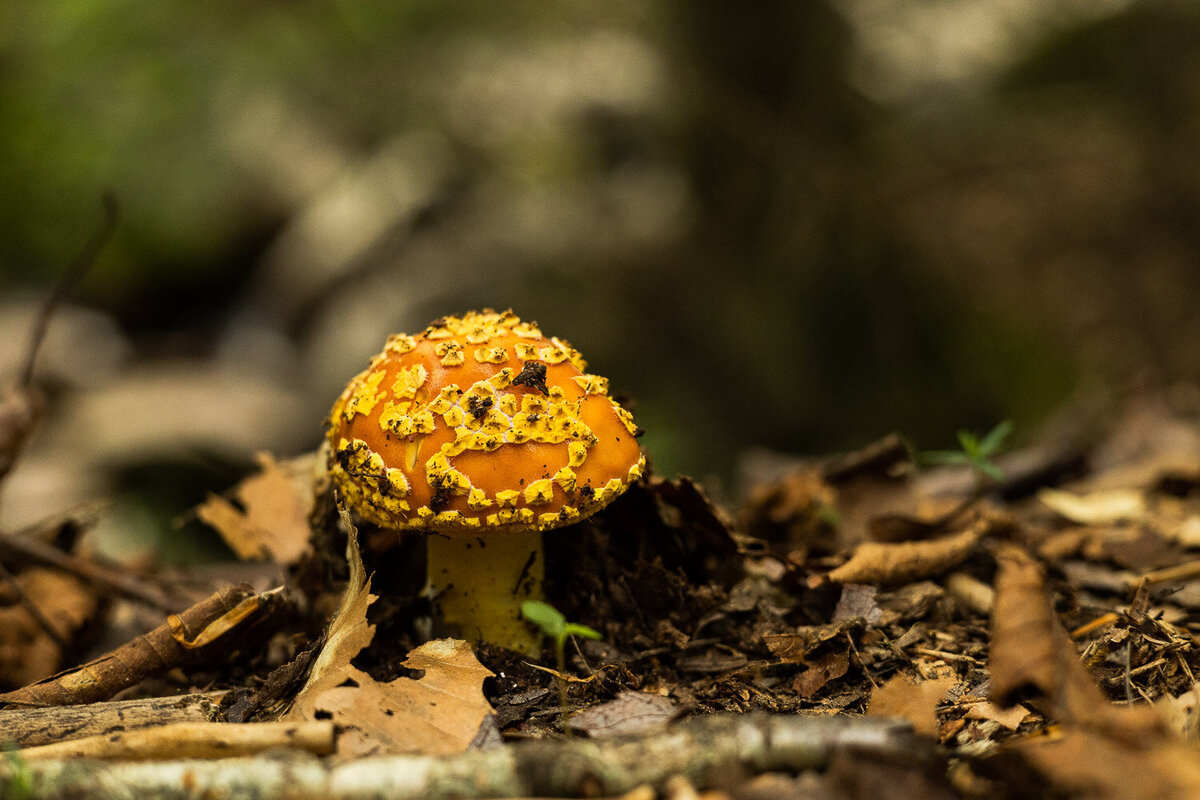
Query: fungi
327,309,644,654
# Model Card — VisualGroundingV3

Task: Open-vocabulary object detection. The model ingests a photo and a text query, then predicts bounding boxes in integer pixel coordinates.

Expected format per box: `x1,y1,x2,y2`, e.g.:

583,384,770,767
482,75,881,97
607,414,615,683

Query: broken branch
0,583,285,707
0,691,229,748
18,720,334,761
3,713,931,800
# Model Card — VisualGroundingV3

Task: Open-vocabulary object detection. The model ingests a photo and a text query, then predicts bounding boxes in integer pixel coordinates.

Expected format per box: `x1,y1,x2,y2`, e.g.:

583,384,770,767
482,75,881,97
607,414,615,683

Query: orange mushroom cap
328,309,645,533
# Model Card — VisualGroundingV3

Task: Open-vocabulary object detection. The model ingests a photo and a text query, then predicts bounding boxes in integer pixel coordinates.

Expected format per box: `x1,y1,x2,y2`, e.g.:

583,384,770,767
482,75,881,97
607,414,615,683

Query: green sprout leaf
520,600,566,640
921,420,1013,483
562,622,602,641
977,418,1014,457
521,600,605,734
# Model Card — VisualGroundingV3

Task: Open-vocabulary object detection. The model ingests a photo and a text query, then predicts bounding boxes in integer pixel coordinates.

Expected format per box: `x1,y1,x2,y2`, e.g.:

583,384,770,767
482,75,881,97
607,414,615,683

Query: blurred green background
3,0,1199,553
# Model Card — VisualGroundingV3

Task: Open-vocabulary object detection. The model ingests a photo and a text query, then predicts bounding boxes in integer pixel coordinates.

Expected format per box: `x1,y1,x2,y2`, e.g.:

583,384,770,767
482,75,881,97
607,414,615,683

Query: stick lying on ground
0,524,177,612
0,584,289,707
0,192,118,487
17,720,335,761
1,714,934,800
0,691,229,748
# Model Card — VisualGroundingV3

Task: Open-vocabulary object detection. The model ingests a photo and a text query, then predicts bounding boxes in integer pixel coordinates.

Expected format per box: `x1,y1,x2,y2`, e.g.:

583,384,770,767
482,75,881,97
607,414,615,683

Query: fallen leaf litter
9,370,1200,796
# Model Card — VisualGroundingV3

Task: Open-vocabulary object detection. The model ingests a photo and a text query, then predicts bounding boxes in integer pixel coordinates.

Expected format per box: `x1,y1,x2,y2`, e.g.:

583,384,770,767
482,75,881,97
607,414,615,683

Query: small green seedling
521,600,601,673
521,600,602,733
921,420,1013,483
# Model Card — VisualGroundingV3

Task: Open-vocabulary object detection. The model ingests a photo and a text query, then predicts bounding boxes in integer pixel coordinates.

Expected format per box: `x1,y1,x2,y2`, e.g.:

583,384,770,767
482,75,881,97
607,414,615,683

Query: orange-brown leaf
826,524,982,586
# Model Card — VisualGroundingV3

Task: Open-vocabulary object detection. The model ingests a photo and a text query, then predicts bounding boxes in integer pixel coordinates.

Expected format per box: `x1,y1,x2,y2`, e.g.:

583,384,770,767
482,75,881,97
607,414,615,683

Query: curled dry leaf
1037,487,1146,525
989,545,1163,738
169,587,286,649
825,523,983,586
286,514,495,758
989,545,1102,716
196,452,318,565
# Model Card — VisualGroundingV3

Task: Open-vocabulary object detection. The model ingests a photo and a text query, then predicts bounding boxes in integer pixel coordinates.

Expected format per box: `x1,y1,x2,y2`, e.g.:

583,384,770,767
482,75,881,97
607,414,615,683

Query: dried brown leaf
1012,729,1200,800
197,452,316,565
569,690,680,738
989,545,1107,719
1037,487,1145,525
866,673,956,737
312,640,494,758
989,546,1164,738
287,517,377,720
0,568,96,688
763,619,859,665
792,648,850,698
825,523,983,586
963,700,1030,731
287,515,494,758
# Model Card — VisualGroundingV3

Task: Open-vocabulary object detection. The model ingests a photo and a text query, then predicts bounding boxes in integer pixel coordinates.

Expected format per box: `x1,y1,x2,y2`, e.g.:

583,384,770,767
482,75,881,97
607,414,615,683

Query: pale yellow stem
426,530,544,655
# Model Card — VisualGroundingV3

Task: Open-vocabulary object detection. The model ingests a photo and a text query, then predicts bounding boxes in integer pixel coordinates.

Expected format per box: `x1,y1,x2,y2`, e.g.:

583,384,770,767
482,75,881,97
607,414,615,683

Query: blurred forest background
3,0,1200,560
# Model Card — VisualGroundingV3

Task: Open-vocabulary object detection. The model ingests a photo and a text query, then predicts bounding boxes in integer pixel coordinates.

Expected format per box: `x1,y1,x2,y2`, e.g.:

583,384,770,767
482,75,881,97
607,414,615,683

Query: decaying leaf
988,545,1104,717
866,673,956,737
763,619,859,665
568,690,680,738
825,522,984,586
0,567,97,688
792,648,850,698
962,699,1029,731
286,514,495,758
1037,487,1145,525
309,639,495,759
989,545,1164,737
197,452,317,565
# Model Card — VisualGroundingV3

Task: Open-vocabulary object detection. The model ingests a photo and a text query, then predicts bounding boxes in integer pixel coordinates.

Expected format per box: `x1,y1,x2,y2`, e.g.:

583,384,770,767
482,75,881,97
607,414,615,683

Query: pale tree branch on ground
0,691,229,748
2,713,933,800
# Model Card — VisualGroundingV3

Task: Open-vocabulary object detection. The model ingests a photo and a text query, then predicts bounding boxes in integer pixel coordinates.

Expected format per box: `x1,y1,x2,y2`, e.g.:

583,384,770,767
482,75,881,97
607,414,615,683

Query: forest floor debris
7,395,1200,797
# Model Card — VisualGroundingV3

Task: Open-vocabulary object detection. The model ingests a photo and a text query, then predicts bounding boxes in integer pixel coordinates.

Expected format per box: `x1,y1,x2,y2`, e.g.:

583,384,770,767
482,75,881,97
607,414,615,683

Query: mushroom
327,309,645,655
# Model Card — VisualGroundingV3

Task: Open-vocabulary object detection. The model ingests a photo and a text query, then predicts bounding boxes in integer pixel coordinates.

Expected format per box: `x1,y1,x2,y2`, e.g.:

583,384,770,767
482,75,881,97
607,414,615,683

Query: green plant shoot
521,600,602,733
521,600,601,672
921,419,1013,483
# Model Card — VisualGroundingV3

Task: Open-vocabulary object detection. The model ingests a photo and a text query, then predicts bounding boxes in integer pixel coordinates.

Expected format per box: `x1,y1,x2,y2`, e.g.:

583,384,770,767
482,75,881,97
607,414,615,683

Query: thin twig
0,560,70,653
0,527,176,611
21,192,119,388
